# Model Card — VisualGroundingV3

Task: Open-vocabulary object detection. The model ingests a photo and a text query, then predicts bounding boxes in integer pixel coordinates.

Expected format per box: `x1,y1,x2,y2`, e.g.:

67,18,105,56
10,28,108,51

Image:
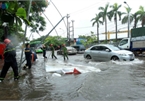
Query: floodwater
0,51,145,101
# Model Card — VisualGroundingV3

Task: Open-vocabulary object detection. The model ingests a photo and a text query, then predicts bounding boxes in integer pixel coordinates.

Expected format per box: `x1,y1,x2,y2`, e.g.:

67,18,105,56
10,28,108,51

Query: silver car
57,46,77,55
84,44,135,61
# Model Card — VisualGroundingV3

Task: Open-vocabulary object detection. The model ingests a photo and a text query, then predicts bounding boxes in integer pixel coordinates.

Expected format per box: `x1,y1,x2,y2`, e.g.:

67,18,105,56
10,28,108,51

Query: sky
26,0,145,40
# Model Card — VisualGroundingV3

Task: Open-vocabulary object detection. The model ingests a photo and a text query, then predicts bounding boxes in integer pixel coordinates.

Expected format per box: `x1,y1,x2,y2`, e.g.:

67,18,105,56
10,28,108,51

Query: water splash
112,58,144,65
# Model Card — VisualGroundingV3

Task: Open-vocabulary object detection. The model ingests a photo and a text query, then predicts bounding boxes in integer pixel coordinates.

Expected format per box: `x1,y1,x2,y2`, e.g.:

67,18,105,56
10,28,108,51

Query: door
98,46,110,61
118,38,130,49
90,46,100,61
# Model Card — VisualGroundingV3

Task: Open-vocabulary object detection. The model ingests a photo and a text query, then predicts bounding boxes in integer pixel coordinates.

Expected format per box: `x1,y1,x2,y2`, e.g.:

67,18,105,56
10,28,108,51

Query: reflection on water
0,81,20,100
0,53,145,100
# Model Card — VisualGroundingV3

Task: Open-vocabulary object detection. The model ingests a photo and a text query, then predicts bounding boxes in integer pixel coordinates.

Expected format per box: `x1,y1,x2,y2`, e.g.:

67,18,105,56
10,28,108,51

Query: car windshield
108,45,120,51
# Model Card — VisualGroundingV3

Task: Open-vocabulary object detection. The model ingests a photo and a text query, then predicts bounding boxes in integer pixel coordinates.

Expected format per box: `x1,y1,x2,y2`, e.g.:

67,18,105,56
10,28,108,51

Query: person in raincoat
0,38,19,82
41,44,47,58
50,44,57,59
23,43,32,69
62,44,69,61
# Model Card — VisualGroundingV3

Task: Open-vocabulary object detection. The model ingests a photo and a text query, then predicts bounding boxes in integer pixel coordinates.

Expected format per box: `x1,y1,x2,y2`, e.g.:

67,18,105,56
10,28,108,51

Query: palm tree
91,14,103,43
98,3,109,42
108,3,123,42
136,6,145,27
122,7,140,29
121,6,132,37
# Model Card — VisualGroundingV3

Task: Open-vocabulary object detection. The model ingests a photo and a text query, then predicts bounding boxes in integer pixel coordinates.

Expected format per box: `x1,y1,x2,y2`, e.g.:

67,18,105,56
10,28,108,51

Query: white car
84,44,135,61
57,46,77,55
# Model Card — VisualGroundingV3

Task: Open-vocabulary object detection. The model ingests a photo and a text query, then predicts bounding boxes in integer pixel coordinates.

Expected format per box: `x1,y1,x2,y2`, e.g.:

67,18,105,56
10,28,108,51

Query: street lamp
124,1,131,38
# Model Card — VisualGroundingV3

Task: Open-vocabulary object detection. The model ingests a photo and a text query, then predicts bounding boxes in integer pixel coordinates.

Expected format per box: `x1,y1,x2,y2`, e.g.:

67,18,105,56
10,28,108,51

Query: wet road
0,51,145,101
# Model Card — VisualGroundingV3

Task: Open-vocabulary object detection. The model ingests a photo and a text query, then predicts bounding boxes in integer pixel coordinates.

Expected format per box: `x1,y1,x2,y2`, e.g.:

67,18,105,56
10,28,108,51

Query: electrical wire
69,0,108,16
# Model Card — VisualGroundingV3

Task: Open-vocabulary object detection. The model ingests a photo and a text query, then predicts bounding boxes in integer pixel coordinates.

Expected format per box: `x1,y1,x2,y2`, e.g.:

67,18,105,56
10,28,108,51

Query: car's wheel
111,56,119,61
86,55,92,59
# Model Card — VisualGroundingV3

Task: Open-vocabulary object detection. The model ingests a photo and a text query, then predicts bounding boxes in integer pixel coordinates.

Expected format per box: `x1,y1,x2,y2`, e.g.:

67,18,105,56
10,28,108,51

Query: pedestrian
23,43,32,69
0,38,19,82
41,44,47,58
50,44,57,59
62,44,69,61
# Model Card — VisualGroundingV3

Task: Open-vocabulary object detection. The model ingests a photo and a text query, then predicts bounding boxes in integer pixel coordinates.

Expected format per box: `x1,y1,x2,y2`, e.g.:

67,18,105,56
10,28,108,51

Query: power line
69,0,108,16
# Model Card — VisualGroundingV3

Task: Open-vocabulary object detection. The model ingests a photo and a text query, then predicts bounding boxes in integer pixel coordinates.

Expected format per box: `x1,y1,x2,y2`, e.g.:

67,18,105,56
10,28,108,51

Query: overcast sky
27,0,144,40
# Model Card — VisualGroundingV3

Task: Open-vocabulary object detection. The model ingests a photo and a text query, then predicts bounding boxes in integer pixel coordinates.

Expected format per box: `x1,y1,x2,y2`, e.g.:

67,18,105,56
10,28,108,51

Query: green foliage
30,35,66,47
44,36,65,46
98,3,110,41
0,0,48,42
79,32,97,48
0,1,30,26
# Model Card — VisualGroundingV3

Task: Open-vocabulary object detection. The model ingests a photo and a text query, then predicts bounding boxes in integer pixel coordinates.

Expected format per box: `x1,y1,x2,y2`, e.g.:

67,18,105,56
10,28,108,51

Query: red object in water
73,68,81,74
65,68,81,75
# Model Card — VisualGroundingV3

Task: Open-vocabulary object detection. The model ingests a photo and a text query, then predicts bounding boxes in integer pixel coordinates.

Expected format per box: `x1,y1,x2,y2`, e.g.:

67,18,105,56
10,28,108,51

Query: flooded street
0,51,145,101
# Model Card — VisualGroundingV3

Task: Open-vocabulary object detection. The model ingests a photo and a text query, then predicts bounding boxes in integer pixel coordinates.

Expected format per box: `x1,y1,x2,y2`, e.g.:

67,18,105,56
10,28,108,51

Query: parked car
84,44,135,61
57,46,77,55
71,45,85,53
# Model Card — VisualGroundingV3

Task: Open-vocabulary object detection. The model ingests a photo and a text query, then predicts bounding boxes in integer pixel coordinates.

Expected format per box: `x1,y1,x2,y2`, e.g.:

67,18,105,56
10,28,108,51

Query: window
100,46,109,51
119,39,128,46
91,46,100,50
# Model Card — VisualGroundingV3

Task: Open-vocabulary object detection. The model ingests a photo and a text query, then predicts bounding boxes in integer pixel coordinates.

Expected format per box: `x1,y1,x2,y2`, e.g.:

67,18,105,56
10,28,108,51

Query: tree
122,7,140,29
136,6,145,27
91,13,103,43
79,32,97,48
28,1,48,34
44,36,65,47
0,0,48,42
109,3,123,42
98,3,110,42
0,1,30,41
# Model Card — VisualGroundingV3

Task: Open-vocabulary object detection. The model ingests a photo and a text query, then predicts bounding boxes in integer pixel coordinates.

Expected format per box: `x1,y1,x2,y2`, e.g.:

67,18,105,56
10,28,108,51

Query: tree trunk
2,26,8,41
105,17,107,42
115,14,118,42
97,24,99,44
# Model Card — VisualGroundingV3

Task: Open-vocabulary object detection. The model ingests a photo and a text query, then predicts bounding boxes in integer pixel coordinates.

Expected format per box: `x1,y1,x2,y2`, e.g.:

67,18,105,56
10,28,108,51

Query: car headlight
119,53,127,56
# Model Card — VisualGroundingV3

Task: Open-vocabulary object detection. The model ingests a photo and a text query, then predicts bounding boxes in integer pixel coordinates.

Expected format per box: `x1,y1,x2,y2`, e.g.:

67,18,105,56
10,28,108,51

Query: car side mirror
106,49,110,52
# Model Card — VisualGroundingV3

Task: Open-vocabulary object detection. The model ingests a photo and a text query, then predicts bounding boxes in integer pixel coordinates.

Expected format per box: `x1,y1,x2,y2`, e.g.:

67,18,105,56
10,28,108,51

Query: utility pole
66,14,70,46
69,20,74,45
68,22,71,46
71,20,74,40
19,0,32,73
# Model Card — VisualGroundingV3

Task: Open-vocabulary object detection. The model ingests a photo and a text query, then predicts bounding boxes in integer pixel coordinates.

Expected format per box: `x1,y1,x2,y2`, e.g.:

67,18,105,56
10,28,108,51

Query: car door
90,46,101,61
98,46,111,61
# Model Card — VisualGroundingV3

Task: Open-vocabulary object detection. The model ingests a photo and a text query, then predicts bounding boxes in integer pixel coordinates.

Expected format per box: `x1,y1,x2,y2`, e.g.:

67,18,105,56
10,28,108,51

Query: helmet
4,38,11,45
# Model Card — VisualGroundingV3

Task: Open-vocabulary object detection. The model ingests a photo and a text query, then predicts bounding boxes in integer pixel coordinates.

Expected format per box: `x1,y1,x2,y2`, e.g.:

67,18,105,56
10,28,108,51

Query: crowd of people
0,38,69,82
